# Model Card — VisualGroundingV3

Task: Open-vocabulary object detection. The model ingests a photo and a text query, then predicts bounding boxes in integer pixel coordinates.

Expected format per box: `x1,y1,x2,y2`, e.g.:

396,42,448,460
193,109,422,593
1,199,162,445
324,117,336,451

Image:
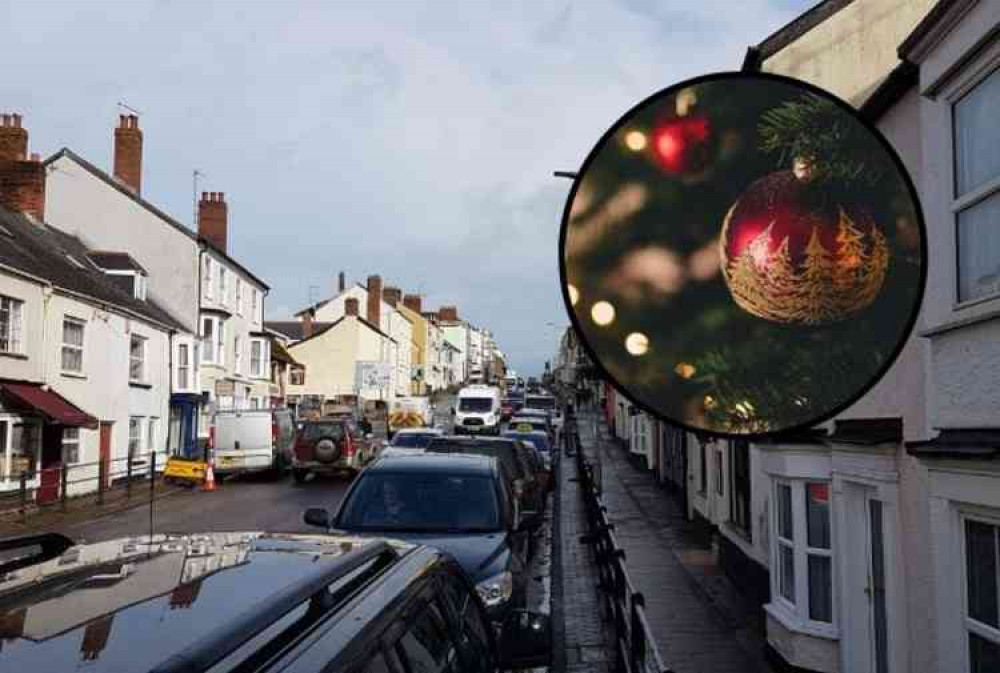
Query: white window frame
129,334,147,383
234,335,242,375
236,277,243,315
961,513,1000,672
128,416,143,458
201,316,225,366
219,266,227,305
203,256,214,300
948,49,1000,308
177,342,191,390
62,427,81,465
0,295,24,355
61,316,86,374
770,479,837,636
250,338,267,379
252,289,259,324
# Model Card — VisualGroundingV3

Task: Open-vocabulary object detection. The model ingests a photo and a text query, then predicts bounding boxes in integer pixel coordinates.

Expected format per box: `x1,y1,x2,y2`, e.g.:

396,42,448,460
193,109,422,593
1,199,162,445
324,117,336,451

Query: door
37,425,63,504
842,483,892,673
99,423,112,490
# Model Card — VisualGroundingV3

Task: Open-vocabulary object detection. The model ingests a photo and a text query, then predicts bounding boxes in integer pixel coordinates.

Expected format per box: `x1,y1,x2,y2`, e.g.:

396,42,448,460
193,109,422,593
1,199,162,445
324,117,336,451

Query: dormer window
134,272,147,301
86,252,149,302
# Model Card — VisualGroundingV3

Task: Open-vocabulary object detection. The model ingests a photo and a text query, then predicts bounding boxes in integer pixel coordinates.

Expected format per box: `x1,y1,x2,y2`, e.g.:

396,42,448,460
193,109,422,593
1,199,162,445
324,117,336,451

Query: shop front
168,393,202,460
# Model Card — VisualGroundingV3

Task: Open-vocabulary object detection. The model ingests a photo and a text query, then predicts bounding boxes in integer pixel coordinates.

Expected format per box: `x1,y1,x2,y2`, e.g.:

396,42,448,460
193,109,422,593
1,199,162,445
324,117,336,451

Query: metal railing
1,452,164,522
566,406,672,673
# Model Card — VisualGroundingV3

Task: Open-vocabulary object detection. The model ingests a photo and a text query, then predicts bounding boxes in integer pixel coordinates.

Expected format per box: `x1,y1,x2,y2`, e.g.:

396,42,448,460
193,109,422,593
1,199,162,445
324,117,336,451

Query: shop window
965,518,1000,671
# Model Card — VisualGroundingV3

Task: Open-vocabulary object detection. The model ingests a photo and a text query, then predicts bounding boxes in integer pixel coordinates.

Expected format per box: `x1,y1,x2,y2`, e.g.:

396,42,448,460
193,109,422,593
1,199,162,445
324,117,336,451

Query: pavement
574,406,775,673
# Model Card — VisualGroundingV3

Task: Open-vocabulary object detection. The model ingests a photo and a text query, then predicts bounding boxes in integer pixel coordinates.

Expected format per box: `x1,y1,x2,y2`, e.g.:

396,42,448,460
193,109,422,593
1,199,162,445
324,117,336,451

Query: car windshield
337,472,501,532
459,397,493,412
506,433,550,452
301,422,345,441
391,432,436,448
525,397,555,410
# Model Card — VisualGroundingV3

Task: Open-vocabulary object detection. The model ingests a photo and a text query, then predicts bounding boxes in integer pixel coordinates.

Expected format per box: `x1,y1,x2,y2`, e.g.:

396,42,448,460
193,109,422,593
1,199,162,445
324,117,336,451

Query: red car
500,398,522,422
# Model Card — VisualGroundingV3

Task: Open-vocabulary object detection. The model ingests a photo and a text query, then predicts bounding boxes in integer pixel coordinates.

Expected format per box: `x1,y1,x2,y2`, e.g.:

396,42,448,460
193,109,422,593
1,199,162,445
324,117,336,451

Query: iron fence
0,452,164,522
565,407,672,673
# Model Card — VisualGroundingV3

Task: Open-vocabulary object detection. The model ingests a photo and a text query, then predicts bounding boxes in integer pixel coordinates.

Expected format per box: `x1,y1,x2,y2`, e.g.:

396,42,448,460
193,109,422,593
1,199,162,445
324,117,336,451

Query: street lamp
553,171,578,180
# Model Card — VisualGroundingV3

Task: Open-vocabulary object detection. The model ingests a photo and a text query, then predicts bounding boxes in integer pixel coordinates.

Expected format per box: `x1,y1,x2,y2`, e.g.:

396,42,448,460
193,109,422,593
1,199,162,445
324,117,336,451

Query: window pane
969,632,1000,673
955,67,1000,195
778,483,793,540
806,483,831,549
957,192,1000,302
808,555,833,622
779,544,795,603
966,519,999,628
396,601,455,673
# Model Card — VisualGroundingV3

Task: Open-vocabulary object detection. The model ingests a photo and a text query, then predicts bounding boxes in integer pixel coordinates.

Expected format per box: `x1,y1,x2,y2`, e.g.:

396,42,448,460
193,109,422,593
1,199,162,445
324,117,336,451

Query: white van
211,407,297,480
454,384,502,435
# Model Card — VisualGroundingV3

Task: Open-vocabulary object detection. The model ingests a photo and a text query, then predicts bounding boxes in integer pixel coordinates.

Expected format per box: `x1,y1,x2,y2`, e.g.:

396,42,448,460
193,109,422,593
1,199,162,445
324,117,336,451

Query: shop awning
0,382,99,429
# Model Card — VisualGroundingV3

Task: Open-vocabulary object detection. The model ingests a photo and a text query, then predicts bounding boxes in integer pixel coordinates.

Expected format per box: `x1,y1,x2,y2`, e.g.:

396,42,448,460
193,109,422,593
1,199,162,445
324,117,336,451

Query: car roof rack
149,540,398,673
0,532,75,575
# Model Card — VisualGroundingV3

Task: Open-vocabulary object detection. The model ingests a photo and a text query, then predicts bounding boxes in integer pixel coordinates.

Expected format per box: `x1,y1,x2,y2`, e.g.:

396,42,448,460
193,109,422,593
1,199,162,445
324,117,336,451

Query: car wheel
292,468,310,484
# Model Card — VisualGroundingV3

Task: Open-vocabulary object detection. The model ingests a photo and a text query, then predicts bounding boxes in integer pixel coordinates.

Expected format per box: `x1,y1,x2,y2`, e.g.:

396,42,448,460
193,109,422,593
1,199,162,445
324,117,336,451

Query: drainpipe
40,285,53,387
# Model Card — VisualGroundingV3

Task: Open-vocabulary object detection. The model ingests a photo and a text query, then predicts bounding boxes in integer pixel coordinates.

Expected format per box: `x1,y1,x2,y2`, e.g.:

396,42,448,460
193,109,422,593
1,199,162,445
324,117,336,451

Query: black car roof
0,532,429,673
367,452,497,475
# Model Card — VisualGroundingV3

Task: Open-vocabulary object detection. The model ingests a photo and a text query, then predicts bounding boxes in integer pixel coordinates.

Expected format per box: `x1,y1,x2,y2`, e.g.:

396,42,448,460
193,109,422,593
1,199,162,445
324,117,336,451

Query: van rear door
213,410,276,473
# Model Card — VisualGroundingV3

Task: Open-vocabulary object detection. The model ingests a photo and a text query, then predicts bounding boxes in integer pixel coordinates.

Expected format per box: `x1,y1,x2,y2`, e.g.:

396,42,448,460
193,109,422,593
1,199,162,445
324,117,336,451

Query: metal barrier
565,407,672,673
2,452,164,522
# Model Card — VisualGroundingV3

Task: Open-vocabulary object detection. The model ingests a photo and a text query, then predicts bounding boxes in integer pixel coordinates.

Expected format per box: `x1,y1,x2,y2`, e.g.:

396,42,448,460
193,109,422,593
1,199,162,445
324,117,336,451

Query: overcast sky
3,0,815,376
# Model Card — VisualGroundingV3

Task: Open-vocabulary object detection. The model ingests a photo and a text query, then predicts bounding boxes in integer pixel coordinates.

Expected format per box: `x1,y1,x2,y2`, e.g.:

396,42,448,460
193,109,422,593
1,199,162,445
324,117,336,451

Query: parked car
307,453,542,624
291,416,377,483
210,407,297,480
523,393,556,415
454,384,503,435
380,427,444,456
0,531,549,672
503,428,552,457
509,414,552,440
499,397,523,422
425,435,545,518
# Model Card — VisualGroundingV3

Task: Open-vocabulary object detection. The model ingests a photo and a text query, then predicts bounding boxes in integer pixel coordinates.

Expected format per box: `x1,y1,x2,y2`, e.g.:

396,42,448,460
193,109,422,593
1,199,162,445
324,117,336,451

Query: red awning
0,382,99,429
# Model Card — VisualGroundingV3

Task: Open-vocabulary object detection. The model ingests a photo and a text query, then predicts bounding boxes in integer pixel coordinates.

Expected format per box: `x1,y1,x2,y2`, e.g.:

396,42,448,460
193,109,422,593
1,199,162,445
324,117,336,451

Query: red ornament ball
651,116,712,174
719,171,890,326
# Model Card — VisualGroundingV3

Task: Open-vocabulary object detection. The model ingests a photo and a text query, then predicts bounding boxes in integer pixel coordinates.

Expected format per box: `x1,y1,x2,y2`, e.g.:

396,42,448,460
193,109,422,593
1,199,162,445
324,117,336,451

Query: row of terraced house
563,2,1000,672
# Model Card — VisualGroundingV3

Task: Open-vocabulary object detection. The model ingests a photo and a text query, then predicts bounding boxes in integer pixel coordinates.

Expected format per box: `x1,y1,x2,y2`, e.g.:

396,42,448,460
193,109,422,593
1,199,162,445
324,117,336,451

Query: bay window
203,257,213,299
201,317,225,366
61,317,85,373
954,65,1000,303
0,295,24,354
772,480,834,627
251,338,267,378
965,518,1000,671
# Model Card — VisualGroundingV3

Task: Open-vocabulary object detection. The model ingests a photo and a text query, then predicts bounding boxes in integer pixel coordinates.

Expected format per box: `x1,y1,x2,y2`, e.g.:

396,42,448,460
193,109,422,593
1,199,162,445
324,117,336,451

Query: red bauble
720,171,890,326
652,116,712,174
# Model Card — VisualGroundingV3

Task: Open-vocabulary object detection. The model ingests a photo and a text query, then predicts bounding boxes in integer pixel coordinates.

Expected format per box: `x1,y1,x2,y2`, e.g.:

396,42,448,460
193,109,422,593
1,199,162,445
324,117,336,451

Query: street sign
355,362,392,391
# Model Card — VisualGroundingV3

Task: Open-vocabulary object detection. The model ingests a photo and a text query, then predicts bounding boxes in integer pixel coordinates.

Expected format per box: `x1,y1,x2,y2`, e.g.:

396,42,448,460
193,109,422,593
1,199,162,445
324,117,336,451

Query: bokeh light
625,130,647,151
676,88,697,117
675,362,696,379
567,284,579,306
591,301,616,326
625,332,649,356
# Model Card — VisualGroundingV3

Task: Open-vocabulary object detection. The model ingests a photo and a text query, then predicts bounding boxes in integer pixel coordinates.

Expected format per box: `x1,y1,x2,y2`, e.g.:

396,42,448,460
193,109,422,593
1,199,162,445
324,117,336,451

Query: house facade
42,116,269,457
0,190,180,500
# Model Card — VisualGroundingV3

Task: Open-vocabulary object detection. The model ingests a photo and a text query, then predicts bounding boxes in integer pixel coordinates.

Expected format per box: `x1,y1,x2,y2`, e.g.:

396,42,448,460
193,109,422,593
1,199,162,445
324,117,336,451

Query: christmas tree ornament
651,115,712,174
719,169,890,325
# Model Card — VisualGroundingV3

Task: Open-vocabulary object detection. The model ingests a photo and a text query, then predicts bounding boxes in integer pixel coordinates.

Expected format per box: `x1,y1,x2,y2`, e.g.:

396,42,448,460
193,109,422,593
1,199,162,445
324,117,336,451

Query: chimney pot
0,111,29,162
1,114,9,127
366,275,382,326
0,115,45,220
113,113,143,194
12,114,20,128
198,187,229,252
403,294,422,314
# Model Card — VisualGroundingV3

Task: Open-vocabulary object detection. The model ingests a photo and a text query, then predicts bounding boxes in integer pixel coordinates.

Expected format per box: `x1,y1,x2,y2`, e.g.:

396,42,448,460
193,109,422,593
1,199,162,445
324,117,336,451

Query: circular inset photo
560,72,926,438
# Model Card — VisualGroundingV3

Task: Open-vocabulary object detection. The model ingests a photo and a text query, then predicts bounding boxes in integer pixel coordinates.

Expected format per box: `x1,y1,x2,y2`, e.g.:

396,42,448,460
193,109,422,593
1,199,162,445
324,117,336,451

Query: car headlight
476,570,513,607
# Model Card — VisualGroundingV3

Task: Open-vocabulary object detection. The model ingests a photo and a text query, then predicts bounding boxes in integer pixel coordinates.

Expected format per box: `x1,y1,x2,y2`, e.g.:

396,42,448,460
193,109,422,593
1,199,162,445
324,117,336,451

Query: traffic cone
203,461,217,492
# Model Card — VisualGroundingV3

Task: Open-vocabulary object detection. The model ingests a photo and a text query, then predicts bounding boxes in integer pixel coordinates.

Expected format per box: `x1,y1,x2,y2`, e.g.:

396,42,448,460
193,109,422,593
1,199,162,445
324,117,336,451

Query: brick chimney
438,306,458,322
383,286,401,308
113,114,143,195
403,294,422,314
338,271,345,293
366,275,382,326
301,308,315,338
345,297,360,316
0,114,45,221
198,192,228,253
0,114,28,162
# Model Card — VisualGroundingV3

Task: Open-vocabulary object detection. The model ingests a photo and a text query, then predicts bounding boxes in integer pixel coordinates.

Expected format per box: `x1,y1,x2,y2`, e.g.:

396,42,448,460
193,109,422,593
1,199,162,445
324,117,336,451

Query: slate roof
264,320,334,342
45,148,269,291
0,206,186,331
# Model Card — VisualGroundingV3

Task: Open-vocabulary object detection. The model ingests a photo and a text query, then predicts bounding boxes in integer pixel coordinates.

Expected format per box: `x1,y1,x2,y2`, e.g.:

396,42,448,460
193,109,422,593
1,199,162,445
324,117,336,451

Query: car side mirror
498,609,551,670
303,507,330,529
